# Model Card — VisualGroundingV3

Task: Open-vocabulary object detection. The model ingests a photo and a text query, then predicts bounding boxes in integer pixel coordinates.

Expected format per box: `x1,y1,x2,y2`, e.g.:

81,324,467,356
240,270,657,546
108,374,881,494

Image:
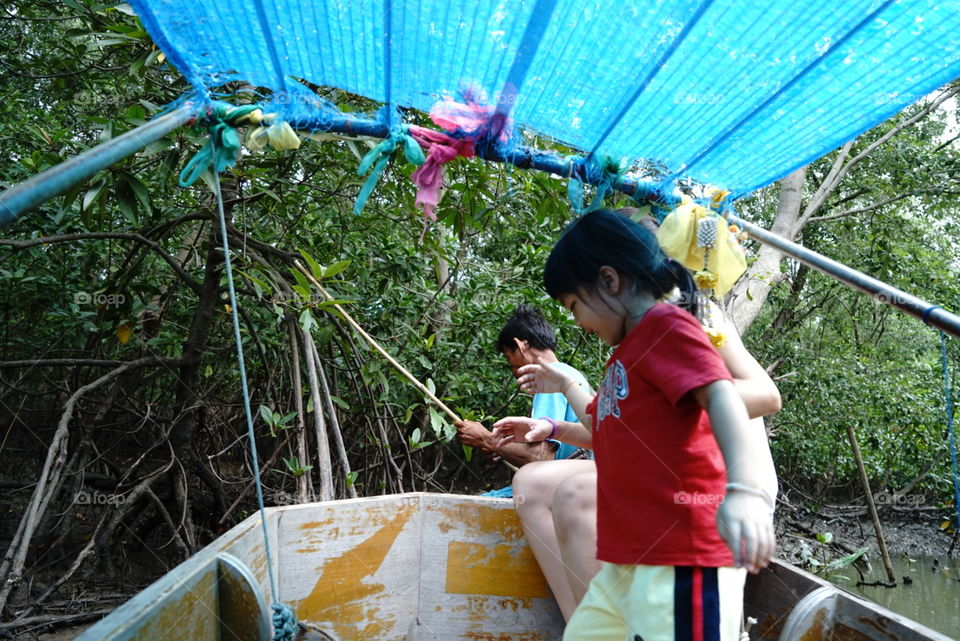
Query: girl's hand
715,491,775,573
491,416,553,446
515,359,569,394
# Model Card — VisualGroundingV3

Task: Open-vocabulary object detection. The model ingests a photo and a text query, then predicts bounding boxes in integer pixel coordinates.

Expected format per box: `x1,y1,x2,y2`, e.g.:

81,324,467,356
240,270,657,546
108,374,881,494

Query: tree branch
0,356,185,613
0,359,122,368
795,84,960,232
806,192,913,223
0,233,201,295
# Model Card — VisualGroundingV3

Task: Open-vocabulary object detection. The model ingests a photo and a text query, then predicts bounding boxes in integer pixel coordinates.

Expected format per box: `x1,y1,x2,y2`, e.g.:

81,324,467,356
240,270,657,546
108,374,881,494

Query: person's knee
512,461,558,513
554,473,597,530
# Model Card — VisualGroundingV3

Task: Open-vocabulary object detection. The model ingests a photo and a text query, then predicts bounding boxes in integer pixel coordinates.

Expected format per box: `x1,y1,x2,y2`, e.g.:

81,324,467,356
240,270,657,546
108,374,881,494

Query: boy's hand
491,416,553,447
454,420,499,459
716,491,775,573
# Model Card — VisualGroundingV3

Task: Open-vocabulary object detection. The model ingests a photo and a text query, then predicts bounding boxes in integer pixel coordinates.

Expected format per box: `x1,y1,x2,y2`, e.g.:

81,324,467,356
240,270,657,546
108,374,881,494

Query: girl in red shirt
494,208,777,641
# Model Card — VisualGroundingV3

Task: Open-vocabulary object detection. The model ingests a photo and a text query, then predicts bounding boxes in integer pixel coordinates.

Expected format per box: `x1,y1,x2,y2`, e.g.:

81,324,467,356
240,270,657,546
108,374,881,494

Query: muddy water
830,555,960,638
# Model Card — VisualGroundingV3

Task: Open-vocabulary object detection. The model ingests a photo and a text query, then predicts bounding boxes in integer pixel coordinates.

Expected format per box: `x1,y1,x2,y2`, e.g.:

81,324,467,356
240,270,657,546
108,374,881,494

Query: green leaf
290,268,311,294
82,180,105,212
428,406,445,439
127,174,151,213
323,259,351,278
259,405,273,425
823,547,869,573
462,444,473,462
298,249,325,280
299,308,315,333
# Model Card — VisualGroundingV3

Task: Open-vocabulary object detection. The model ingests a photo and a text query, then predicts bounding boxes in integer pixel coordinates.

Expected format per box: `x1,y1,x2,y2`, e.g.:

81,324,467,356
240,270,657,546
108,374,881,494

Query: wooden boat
73,493,952,641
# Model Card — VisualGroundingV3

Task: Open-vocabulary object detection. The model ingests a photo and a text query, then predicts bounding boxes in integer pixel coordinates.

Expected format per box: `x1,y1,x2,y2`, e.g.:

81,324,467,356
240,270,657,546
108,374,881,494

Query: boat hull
74,493,951,641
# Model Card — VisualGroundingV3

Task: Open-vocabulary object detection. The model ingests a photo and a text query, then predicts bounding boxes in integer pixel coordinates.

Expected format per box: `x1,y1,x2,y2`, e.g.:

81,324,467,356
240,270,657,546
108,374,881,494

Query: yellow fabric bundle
655,200,746,297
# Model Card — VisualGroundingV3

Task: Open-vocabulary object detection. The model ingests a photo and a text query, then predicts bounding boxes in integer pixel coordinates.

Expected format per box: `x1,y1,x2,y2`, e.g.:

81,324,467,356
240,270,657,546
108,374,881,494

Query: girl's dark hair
544,208,698,316
496,305,558,353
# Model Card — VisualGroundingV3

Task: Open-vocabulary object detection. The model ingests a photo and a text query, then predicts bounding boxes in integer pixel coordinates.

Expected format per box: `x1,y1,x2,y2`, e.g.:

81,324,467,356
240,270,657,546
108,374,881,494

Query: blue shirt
530,361,591,461
482,361,590,498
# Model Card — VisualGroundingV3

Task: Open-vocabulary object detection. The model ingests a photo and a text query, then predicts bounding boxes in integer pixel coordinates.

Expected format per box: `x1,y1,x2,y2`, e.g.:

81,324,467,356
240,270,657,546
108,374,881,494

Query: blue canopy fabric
130,0,960,198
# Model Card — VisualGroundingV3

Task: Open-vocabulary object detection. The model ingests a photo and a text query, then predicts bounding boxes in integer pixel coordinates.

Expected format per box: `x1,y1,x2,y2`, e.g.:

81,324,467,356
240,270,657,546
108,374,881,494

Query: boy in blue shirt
455,305,590,496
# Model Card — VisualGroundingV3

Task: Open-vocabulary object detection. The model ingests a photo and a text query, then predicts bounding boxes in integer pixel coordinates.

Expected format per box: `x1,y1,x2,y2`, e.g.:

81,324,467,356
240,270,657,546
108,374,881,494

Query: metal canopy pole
729,214,960,339
0,103,197,227
3,99,956,340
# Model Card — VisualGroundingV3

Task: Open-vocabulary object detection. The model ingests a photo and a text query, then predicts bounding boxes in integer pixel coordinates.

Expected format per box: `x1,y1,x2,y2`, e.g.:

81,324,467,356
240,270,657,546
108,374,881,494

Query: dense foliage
1,0,958,620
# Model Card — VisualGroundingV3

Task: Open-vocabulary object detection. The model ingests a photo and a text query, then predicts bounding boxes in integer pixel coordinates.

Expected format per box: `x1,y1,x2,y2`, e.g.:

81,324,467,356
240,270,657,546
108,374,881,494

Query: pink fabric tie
409,125,475,222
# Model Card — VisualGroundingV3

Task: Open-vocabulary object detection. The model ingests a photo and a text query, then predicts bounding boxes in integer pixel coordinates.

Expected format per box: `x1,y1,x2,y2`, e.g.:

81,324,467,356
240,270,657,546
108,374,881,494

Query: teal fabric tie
354,125,425,215
567,154,624,214
179,104,260,187
566,155,585,214
586,155,624,212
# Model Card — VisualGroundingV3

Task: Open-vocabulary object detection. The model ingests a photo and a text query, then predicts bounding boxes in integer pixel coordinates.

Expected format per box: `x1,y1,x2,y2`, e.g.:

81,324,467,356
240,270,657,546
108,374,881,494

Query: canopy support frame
0,103,197,227
1,100,957,339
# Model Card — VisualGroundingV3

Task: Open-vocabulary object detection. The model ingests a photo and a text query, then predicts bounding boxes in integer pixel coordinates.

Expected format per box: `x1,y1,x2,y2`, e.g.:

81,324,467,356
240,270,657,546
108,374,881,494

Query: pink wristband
539,416,558,439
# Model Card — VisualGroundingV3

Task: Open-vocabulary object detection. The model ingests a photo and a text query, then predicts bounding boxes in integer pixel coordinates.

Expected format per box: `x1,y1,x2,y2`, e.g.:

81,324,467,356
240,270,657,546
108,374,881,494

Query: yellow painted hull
73,493,951,641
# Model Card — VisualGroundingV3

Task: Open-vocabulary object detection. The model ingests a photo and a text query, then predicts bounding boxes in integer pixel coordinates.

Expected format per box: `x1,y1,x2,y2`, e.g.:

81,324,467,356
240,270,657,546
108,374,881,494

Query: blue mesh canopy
130,0,960,196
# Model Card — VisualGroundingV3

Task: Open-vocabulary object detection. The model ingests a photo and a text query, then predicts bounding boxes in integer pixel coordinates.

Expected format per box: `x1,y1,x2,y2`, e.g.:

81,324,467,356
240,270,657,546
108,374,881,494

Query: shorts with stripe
562,563,746,641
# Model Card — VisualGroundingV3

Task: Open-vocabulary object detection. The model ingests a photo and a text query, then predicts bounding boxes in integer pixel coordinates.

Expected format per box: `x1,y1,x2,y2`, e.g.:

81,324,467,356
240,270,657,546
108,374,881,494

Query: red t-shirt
586,303,734,567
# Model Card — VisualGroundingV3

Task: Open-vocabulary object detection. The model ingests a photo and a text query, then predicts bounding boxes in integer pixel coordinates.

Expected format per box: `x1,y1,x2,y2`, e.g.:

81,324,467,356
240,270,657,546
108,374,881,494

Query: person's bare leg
512,459,594,621
553,467,601,605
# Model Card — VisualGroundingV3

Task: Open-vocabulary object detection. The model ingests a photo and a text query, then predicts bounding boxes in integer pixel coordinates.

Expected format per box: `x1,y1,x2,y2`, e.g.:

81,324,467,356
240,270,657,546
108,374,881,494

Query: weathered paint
445,541,549,598
293,503,417,639
433,502,525,542
218,555,270,641
129,566,217,641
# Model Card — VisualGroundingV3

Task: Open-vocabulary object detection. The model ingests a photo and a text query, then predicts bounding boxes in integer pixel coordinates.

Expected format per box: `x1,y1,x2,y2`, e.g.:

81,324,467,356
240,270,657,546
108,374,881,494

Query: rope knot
272,602,299,641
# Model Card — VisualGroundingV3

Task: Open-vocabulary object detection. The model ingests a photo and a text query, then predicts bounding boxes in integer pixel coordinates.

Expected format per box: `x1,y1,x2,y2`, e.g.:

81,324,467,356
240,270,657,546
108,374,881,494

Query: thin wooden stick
294,261,461,422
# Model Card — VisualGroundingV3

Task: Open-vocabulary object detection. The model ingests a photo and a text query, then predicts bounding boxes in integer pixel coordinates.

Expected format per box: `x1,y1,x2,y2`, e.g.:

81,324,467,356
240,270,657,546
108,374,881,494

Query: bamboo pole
0,104,196,227
845,424,897,585
293,261,520,473
293,260,461,423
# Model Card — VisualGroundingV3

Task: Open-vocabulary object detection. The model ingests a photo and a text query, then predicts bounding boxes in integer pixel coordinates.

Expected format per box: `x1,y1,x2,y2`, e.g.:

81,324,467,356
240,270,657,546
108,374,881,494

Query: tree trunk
727,167,807,333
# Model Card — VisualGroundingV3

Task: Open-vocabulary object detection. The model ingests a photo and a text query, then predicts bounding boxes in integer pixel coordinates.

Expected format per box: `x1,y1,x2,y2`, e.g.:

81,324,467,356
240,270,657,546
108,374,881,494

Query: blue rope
211,145,298,641
939,331,960,537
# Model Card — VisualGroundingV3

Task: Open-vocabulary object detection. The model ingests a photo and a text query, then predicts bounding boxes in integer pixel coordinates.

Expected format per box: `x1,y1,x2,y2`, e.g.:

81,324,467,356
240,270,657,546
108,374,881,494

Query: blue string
939,331,960,537
211,144,297,640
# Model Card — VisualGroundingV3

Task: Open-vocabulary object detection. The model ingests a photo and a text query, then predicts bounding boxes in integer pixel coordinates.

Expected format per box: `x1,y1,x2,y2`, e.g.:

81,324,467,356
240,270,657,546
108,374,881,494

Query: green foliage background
1,0,959,604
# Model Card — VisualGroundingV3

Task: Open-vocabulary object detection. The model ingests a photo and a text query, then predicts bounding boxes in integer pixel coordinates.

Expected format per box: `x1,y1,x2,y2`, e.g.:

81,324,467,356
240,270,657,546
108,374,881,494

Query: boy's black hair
543,208,698,316
496,305,558,353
